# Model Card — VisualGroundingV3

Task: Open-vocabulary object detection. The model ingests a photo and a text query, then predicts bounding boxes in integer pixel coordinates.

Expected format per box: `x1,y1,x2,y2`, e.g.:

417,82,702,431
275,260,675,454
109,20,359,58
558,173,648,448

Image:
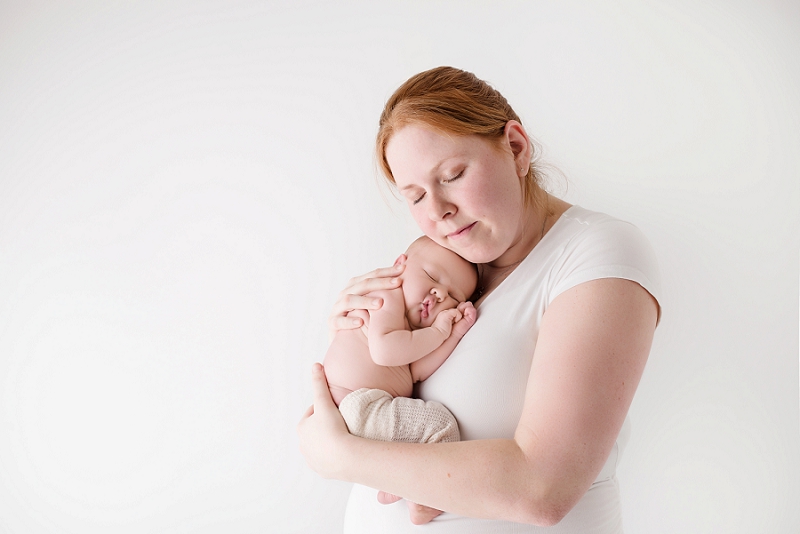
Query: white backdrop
1,1,798,532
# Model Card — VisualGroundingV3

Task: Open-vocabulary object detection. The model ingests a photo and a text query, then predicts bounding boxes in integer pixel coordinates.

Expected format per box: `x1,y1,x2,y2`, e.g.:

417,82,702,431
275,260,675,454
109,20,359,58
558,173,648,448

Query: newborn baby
323,236,477,444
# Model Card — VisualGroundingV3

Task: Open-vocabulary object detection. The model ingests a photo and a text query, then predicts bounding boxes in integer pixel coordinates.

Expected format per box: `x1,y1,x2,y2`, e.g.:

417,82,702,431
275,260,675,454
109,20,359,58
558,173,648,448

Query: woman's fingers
377,491,402,504
407,502,443,525
328,294,384,341
376,491,442,525
346,262,404,287
297,364,336,425
297,364,352,479
334,294,385,316
353,253,405,284
309,363,336,412
328,262,405,339
328,314,361,335
341,267,403,298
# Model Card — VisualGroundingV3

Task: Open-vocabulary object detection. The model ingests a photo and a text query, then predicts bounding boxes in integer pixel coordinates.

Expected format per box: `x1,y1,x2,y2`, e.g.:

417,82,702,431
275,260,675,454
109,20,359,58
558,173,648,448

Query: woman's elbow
511,483,583,526
515,499,572,527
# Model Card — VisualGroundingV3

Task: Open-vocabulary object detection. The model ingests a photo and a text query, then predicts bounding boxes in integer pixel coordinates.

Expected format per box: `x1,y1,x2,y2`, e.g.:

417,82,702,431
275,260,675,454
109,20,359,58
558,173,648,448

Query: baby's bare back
323,310,414,406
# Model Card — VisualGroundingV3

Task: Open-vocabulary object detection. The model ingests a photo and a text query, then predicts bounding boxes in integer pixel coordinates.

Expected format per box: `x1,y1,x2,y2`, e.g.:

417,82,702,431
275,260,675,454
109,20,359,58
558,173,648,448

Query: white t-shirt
343,206,662,533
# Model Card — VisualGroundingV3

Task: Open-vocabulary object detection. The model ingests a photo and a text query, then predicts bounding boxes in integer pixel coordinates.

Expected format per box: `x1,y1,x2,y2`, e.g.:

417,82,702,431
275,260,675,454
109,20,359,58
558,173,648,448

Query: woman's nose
427,192,454,221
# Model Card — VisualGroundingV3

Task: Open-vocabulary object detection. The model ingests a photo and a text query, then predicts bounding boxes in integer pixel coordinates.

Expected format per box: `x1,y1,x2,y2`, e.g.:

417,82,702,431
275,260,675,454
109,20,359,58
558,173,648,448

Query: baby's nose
430,287,444,302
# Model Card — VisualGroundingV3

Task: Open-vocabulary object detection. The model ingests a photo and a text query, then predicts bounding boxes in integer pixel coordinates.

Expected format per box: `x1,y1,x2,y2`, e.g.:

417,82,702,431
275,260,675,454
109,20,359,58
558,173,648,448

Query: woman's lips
448,222,476,239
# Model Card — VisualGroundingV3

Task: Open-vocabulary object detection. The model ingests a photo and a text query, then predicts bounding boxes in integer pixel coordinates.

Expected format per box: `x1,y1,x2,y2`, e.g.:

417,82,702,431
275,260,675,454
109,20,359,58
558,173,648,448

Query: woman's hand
297,364,352,479
328,256,406,341
407,502,444,525
376,493,444,525
299,365,444,526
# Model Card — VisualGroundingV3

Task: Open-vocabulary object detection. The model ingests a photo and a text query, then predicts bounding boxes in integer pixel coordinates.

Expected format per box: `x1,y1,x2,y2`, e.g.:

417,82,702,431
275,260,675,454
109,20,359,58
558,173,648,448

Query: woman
298,66,661,532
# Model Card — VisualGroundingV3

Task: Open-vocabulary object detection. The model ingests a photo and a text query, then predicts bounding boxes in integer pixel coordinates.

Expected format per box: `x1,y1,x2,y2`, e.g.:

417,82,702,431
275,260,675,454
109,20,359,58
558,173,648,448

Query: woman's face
385,124,528,265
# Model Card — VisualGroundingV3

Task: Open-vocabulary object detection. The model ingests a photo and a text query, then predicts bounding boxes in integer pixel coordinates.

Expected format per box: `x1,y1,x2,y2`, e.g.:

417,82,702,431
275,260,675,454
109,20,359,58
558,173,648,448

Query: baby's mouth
421,297,434,319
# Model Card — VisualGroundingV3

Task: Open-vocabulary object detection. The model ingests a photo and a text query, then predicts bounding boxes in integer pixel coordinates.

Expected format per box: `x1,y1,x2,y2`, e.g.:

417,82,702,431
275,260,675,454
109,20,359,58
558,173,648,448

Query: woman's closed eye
444,170,463,183
410,171,464,205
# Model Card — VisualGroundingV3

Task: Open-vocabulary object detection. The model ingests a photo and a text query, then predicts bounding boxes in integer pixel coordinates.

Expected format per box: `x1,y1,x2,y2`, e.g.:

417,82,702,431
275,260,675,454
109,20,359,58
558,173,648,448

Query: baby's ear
394,254,407,266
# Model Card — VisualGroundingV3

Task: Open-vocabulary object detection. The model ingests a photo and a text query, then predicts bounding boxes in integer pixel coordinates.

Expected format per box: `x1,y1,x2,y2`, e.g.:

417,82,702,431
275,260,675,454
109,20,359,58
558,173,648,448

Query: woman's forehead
387,127,479,179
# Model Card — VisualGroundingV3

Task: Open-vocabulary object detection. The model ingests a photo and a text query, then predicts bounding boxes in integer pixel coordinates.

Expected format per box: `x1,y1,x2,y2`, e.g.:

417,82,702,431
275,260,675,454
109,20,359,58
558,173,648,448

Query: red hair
376,66,543,206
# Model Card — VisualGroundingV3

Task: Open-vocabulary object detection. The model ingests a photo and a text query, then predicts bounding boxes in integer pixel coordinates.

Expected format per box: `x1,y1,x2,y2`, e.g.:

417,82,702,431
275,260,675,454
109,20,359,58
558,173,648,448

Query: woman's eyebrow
397,159,456,190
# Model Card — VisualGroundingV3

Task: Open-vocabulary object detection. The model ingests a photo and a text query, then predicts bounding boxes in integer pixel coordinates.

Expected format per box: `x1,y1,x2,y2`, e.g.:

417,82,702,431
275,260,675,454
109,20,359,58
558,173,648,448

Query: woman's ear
503,120,532,175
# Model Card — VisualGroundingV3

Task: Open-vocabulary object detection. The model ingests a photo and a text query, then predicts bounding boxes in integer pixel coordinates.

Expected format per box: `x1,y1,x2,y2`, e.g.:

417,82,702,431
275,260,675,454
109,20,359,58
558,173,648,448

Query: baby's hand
432,308,462,337
451,302,477,338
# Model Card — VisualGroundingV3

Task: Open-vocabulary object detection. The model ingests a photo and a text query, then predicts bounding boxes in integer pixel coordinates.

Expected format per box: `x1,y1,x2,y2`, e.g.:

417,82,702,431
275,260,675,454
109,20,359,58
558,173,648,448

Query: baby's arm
410,302,477,382
367,289,456,367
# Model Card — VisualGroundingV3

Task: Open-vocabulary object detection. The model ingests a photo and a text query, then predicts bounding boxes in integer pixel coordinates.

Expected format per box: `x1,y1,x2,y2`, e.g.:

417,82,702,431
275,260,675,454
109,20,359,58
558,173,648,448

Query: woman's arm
327,258,406,341
299,277,658,526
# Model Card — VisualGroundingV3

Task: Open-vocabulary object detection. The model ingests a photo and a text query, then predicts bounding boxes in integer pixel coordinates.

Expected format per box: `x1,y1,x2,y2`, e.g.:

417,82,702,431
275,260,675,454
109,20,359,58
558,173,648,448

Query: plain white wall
1,1,797,532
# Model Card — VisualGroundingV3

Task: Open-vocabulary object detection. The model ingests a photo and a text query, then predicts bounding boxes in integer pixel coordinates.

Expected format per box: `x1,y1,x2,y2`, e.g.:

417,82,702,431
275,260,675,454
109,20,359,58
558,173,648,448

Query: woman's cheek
411,210,434,235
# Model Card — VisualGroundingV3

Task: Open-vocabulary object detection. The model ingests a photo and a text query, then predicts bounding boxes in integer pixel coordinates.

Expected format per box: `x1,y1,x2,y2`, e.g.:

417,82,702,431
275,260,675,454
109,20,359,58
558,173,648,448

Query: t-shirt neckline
476,204,580,307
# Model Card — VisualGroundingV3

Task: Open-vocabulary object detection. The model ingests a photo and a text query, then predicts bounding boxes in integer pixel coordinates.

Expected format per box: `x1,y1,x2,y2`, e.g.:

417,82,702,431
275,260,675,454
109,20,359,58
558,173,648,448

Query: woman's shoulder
546,205,662,309
552,205,652,252
557,204,630,229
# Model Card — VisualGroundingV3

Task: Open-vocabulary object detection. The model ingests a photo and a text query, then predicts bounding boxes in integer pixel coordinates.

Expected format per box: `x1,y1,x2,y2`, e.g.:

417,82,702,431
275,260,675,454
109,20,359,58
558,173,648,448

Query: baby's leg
338,389,460,443
339,389,459,514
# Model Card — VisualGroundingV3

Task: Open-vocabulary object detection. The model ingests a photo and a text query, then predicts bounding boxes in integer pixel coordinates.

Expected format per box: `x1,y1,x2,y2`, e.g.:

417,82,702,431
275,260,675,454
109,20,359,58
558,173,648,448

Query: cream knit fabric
339,388,460,443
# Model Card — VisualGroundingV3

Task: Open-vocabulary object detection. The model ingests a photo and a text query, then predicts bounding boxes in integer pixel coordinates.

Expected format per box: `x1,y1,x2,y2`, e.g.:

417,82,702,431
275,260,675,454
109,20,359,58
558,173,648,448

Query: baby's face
401,238,477,329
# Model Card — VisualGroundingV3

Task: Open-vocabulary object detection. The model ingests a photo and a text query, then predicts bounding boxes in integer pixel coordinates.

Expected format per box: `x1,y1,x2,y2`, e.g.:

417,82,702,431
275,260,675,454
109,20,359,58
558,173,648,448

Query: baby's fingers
457,301,477,322
442,308,461,323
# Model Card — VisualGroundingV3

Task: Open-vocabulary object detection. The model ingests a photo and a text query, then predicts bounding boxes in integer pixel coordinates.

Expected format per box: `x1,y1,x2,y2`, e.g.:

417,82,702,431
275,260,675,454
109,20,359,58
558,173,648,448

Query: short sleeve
549,218,662,321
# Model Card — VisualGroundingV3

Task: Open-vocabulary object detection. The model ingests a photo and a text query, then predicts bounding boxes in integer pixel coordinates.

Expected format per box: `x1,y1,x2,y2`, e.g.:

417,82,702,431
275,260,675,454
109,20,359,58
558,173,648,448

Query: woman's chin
443,241,498,265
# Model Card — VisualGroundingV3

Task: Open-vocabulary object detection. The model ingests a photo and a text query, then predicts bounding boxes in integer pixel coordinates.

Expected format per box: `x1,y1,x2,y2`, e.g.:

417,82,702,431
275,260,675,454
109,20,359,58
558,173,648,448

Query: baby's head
400,236,478,330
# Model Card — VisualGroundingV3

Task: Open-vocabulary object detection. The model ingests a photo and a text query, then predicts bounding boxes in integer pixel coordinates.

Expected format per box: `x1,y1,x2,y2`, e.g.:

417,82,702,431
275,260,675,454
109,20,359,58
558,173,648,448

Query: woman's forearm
300,280,656,526
337,433,584,527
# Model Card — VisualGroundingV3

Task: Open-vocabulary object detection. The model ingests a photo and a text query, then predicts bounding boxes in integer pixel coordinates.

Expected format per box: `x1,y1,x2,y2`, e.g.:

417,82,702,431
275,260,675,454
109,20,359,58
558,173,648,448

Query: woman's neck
474,194,571,303
487,193,564,268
